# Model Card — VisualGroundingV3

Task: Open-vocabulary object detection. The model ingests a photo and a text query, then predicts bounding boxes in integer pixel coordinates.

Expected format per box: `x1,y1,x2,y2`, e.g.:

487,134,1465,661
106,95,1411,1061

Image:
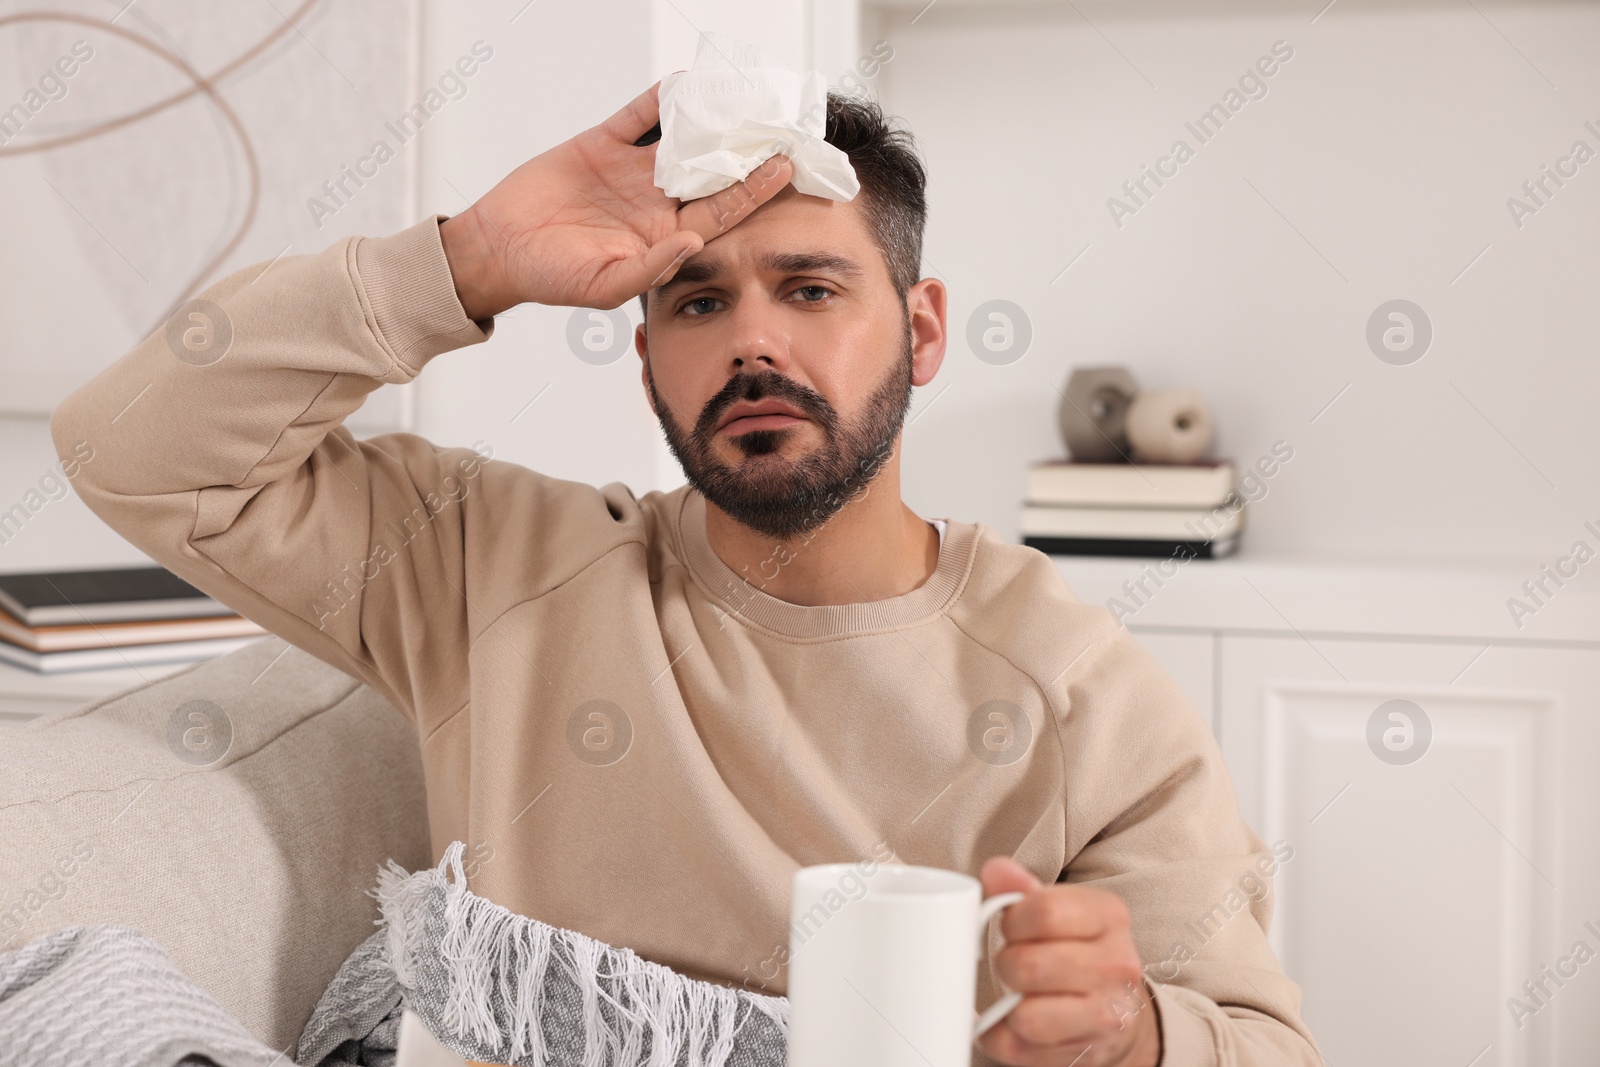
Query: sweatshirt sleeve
48,215,492,728
1052,622,1325,1066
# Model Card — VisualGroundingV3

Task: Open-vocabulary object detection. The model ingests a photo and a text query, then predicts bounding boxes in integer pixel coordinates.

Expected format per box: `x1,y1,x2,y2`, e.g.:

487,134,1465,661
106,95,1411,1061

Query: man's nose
723,293,791,375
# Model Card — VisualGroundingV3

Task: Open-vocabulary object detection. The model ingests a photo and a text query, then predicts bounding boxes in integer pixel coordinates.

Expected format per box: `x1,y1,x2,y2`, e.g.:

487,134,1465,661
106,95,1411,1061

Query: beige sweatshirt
50,215,1321,1066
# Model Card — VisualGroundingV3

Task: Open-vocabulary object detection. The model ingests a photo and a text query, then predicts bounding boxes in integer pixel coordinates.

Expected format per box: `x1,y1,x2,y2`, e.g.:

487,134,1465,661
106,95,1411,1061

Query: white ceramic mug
393,1008,468,1067
784,861,1026,1067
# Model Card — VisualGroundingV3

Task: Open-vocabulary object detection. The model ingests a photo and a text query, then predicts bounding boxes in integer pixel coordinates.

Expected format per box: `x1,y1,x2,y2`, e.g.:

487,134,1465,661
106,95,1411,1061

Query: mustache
697,369,834,435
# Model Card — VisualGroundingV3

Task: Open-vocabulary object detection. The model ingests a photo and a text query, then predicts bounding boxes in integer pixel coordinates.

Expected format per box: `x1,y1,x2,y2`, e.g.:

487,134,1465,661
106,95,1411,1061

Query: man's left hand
975,857,1162,1067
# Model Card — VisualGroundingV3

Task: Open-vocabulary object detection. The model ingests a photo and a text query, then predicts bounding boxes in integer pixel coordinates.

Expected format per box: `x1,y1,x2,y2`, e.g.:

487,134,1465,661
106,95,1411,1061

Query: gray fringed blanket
0,841,790,1067
0,923,298,1067
363,840,789,1066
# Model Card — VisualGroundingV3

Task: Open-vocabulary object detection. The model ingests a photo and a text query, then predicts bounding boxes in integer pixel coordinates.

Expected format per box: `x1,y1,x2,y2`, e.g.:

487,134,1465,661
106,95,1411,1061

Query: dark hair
640,90,927,321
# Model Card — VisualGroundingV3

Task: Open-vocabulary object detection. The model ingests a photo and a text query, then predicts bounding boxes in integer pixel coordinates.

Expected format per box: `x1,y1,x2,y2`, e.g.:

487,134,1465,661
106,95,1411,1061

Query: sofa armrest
0,636,432,1055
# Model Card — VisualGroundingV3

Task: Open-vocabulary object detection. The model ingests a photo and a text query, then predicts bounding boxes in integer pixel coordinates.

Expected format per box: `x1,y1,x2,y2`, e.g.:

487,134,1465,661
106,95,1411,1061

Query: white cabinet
1219,637,1598,1067
1054,555,1600,1067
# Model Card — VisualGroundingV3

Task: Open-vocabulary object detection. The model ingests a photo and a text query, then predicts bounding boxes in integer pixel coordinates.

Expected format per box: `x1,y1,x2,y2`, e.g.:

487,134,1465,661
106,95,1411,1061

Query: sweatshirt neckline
676,488,975,640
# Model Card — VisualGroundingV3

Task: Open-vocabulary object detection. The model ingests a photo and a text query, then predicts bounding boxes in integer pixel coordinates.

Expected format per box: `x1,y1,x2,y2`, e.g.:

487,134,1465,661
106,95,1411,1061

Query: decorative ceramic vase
1125,388,1214,464
1058,366,1139,462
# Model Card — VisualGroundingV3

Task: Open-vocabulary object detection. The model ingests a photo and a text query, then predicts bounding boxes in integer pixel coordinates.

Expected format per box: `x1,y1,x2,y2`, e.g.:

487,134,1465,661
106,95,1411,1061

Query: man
51,82,1321,1066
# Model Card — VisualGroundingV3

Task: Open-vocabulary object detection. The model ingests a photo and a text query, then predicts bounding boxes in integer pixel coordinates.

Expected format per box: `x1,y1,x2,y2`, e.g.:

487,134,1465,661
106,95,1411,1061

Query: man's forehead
652,189,879,301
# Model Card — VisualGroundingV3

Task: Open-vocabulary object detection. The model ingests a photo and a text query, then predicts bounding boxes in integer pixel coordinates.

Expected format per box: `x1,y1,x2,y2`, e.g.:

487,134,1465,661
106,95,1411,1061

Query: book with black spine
0,565,236,627
1022,534,1240,559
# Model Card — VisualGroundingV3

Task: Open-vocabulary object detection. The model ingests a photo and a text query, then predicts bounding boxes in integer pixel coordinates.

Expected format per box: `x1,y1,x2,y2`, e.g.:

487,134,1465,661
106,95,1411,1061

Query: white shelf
1050,549,1600,646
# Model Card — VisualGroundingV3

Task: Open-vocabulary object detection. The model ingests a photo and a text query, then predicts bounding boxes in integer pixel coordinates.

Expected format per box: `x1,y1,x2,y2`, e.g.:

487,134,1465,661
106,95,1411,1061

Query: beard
646,322,915,542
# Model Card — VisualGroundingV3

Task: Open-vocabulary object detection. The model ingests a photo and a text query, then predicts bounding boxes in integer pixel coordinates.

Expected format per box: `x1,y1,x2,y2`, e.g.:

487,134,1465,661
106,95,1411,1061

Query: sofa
0,635,432,1058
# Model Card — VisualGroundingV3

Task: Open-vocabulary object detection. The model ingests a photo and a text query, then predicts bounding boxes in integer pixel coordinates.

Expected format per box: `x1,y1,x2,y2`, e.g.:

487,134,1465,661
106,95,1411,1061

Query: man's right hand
438,79,796,321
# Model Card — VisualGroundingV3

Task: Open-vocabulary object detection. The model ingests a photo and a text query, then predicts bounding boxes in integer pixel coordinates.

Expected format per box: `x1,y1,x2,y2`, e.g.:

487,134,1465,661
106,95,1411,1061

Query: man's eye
680,296,721,316
793,285,834,302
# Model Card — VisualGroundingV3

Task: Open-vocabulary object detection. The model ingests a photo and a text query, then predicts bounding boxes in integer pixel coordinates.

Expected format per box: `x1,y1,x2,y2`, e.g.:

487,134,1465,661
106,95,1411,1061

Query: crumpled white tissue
654,32,860,203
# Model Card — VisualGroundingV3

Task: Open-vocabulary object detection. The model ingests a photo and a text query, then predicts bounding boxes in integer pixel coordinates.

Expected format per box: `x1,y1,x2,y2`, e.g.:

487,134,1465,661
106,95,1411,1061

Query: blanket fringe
370,840,789,1067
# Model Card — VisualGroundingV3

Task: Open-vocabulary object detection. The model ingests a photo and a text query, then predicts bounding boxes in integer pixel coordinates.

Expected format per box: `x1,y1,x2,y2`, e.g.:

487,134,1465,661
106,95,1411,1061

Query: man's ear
905,277,948,387
635,322,658,416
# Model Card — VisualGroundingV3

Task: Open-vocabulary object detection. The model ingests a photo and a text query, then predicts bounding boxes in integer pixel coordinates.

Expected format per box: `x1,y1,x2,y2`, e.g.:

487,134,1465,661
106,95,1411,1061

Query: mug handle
972,890,1027,1040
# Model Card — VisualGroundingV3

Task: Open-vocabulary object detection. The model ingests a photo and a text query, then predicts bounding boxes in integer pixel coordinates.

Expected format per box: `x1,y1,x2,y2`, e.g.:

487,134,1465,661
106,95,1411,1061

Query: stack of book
1021,459,1244,559
0,565,266,674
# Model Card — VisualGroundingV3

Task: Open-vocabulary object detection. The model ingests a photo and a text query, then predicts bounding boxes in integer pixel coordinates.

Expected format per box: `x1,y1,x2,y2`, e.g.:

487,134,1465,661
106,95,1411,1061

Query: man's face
636,186,940,542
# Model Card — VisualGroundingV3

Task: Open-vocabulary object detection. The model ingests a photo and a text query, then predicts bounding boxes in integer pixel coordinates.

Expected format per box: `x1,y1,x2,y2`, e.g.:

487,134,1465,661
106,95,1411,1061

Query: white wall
409,0,856,504
868,0,1600,569
8,0,1596,578
0,0,860,572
